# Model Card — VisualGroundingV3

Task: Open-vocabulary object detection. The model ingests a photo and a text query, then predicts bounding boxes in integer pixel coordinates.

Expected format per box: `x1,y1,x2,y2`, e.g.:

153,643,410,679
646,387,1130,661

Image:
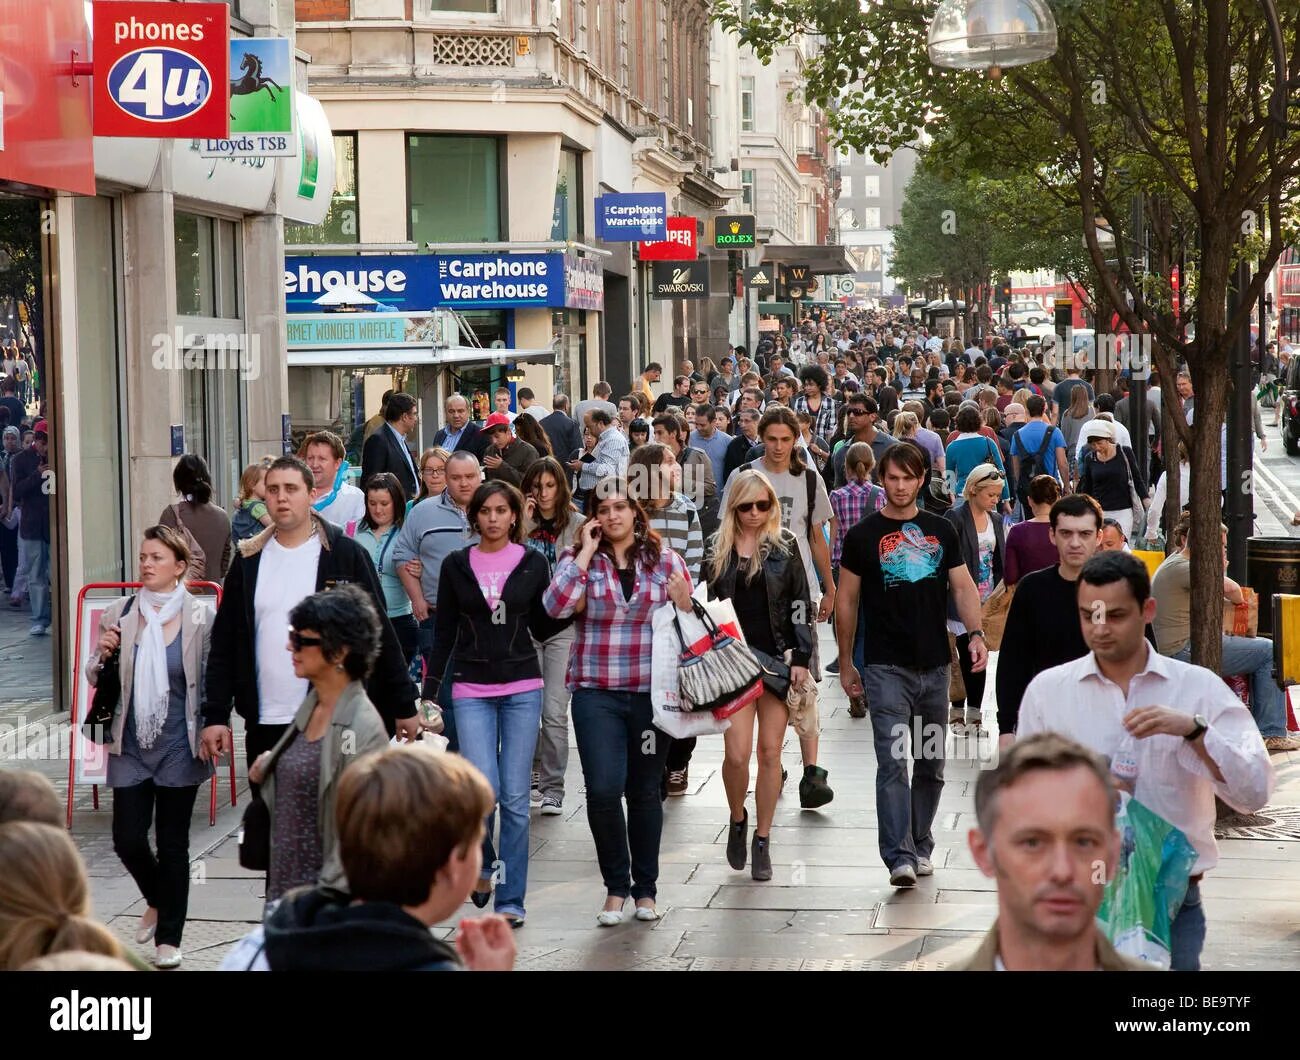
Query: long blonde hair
710,469,789,583
0,822,125,970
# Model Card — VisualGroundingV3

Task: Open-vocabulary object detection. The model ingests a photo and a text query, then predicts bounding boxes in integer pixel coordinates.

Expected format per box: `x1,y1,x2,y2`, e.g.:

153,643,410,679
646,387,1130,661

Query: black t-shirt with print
840,508,964,669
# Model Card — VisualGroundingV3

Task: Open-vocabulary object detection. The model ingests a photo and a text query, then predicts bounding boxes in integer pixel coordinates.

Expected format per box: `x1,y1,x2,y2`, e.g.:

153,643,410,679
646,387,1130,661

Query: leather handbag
749,645,793,700
82,596,136,745
239,726,300,871
979,581,1014,651
673,601,763,713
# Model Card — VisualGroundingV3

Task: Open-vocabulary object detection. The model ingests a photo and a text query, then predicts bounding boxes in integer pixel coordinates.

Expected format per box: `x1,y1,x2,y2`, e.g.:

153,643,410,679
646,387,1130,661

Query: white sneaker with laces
530,786,543,809
916,857,934,877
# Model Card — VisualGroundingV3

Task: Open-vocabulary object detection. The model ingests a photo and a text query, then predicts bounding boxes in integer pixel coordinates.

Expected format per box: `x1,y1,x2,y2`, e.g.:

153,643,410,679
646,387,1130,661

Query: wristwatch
967,629,986,641
1184,714,1209,741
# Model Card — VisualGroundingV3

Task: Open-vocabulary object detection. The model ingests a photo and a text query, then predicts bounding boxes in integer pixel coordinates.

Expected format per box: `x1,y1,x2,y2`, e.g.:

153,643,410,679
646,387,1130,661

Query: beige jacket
85,591,213,758
260,680,389,893
957,920,1156,972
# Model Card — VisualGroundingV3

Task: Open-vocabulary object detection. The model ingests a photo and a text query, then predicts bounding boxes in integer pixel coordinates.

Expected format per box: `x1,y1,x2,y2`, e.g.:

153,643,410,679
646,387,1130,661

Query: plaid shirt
793,393,838,440
829,480,886,568
543,546,691,693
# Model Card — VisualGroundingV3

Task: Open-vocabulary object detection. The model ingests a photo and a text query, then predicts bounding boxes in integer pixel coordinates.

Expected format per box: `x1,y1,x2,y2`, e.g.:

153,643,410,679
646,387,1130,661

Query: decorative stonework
429,33,515,66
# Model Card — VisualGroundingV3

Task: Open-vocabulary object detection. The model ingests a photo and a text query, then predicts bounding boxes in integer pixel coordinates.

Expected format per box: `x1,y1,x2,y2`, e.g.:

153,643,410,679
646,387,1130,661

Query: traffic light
997,278,1012,304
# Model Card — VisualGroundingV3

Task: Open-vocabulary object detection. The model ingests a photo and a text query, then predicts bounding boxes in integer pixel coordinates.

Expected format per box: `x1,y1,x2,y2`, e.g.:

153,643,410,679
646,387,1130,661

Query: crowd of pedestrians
3,306,1291,974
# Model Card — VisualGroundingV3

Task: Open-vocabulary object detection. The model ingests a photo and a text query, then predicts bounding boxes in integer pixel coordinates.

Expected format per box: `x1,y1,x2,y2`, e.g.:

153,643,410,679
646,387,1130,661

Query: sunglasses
288,629,323,651
736,500,774,514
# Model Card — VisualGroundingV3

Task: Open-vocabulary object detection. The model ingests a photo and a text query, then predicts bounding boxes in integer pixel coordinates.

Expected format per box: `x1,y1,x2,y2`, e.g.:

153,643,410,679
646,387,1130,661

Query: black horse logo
229,52,282,121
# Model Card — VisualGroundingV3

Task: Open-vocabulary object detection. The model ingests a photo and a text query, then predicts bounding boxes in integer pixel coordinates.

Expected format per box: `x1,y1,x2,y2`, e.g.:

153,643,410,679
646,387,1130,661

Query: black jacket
722,433,758,487
540,410,582,465
260,887,459,971
433,422,484,458
424,546,558,695
204,516,418,734
704,529,814,668
361,423,418,499
943,502,1005,623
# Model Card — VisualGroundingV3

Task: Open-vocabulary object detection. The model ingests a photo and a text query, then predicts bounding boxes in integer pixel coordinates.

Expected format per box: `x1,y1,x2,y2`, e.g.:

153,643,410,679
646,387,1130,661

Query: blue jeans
454,689,543,919
1174,636,1286,737
862,664,949,870
1170,881,1206,971
21,535,49,626
570,689,670,901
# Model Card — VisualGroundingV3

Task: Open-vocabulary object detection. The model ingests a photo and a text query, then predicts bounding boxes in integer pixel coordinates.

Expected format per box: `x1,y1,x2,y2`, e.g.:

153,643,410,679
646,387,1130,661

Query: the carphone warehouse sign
596,193,667,241
93,2,230,138
284,256,437,313
434,254,560,308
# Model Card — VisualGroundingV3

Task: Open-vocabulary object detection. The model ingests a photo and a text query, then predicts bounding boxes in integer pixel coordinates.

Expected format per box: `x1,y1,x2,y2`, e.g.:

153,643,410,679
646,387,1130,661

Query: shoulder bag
82,595,137,745
169,503,208,581
673,600,763,713
239,726,300,871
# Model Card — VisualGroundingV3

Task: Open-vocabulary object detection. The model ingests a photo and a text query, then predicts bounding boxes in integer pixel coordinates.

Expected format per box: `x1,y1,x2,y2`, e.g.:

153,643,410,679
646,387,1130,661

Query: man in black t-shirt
994,494,1102,747
835,441,987,890
652,375,693,414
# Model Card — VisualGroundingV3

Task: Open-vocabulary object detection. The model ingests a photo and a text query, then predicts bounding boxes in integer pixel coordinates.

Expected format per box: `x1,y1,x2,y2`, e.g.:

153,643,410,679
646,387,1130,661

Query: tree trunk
1186,351,1229,675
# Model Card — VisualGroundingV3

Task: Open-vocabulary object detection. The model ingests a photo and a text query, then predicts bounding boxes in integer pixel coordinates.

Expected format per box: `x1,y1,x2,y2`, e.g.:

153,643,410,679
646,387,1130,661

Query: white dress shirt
1018,645,1273,874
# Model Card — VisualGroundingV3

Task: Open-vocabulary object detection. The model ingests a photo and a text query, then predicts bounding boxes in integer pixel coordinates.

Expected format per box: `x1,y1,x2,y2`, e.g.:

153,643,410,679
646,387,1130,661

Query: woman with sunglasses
249,585,389,905
543,477,694,925
943,463,1006,737
354,472,417,666
423,481,554,927
707,471,813,880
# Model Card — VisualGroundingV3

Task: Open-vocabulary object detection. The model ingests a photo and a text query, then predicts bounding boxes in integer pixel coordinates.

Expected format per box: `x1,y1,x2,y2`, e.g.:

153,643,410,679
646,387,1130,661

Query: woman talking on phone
521,456,580,816
543,477,695,925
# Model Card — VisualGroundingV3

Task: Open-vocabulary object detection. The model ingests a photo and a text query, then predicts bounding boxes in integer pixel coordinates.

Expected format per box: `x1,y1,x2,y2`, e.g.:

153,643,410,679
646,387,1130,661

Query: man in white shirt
304,431,366,533
517,387,548,421
492,387,517,423
1018,550,1273,971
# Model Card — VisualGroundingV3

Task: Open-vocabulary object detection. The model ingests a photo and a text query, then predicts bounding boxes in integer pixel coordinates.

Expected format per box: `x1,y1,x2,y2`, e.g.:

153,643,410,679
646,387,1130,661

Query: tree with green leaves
716,0,1300,672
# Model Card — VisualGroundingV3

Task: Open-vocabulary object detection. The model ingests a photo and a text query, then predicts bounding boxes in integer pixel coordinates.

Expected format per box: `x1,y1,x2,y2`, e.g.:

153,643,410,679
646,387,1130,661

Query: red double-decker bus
1279,247,1300,344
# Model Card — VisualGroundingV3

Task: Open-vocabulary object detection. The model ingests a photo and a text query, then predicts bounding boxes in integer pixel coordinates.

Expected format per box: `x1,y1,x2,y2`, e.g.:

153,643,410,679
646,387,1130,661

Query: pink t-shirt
452,543,545,700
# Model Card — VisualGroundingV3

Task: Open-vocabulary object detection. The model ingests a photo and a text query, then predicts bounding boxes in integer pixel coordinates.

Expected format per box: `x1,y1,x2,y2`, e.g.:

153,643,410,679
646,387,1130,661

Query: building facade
833,142,917,306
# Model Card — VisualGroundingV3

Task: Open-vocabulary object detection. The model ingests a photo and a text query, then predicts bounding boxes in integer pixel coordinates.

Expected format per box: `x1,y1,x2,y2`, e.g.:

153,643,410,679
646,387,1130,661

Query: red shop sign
638,216,697,261
93,1,230,138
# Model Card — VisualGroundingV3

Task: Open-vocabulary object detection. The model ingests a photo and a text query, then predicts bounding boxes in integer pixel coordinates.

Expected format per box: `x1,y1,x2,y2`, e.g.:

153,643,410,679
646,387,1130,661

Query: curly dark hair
288,584,382,681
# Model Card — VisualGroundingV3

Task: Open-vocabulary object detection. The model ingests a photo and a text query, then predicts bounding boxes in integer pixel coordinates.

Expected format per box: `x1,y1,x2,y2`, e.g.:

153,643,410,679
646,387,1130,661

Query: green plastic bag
1095,793,1198,968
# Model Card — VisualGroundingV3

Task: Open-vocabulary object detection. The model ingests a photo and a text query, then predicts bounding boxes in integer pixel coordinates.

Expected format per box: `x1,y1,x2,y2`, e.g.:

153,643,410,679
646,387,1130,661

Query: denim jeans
570,689,670,900
862,664,949,870
21,535,49,625
1170,881,1206,971
454,690,543,918
532,629,575,800
1174,636,1286,738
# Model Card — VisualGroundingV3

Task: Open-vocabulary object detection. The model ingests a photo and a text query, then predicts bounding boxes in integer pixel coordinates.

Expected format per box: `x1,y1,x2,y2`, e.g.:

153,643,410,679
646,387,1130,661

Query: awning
759,244,854,275
288,346,558,369
758,301,793,315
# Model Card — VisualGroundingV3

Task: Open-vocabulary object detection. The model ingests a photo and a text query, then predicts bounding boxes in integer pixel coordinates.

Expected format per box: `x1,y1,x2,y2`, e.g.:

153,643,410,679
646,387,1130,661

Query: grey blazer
85,592,213,758
259,680,390,893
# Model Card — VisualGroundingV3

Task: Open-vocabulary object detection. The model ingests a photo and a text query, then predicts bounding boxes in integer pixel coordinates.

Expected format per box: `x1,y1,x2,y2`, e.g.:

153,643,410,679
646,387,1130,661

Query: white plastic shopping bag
650,599,732,739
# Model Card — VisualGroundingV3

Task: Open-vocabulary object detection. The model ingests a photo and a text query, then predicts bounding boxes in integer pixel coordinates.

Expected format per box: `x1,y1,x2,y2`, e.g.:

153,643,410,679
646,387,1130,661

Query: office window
862,207,881,229
408,135,502,244
860,174,880,198
175,212,240,319
286,134,358,245
741,169,755,209
740,77,755,132
551,148,584,241
837,207,860,231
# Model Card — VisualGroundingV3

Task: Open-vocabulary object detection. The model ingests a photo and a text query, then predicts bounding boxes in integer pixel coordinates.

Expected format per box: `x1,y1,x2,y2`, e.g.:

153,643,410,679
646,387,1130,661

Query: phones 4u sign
93,2,231,138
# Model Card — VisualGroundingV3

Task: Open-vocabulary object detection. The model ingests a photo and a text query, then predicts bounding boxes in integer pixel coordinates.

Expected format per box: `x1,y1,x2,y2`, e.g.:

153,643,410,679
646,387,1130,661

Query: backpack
1014,424,1056,498
169,503,208,581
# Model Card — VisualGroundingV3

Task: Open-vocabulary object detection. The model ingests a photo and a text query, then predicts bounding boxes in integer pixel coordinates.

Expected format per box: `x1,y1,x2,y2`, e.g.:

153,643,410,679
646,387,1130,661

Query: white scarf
133,584,187,750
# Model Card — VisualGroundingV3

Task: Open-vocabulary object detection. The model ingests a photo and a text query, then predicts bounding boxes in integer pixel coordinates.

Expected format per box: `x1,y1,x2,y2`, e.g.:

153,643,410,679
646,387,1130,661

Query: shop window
286,134,359,245
175,211,241,319
550,149,584,241
408,135,503,244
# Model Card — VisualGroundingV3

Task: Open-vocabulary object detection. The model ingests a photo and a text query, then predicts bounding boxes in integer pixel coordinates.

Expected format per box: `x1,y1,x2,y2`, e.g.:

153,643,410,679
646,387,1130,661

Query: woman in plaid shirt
542,477,694,926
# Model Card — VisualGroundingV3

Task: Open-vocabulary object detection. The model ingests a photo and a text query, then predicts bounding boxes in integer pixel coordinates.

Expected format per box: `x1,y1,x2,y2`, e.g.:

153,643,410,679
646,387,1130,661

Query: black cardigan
423,546,559,695
204,518,418,735
943,501,1005,623
704,530,815,668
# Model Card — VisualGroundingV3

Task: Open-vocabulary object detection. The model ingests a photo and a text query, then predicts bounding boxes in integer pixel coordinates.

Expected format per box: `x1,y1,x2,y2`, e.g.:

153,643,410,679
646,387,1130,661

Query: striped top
647,493,704,582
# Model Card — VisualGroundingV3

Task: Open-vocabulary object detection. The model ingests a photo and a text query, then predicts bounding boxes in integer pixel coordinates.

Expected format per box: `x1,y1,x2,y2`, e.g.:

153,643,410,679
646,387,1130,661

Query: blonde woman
943,464,1005,736
705,470,814,881
414,446,453,505
0,822,126,970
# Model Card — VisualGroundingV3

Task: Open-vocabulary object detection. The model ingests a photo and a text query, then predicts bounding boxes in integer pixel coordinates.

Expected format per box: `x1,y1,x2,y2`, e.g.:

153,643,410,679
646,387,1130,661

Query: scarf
312,462,351,512
132,584,187,750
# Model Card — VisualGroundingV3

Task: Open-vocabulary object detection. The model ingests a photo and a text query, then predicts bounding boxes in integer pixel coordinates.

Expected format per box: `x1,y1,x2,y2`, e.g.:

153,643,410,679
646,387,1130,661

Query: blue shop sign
596,192,667,241
433,253,562,308
284,255,437,313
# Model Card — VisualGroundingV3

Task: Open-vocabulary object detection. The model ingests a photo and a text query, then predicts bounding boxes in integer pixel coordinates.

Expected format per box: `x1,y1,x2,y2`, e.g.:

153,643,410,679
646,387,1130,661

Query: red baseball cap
33,419,48,435
484,413,512,432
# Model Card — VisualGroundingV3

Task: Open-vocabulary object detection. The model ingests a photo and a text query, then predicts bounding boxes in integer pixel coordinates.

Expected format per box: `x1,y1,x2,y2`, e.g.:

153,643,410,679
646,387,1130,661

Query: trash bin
1247,537,1300,636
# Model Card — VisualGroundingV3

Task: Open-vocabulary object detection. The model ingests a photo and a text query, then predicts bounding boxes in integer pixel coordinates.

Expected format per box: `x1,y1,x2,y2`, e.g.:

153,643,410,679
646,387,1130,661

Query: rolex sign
713,214,756,249
651,259,710,300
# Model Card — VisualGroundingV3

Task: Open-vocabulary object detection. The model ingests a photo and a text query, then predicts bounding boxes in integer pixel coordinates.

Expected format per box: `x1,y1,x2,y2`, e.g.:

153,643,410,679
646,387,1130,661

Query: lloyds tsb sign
713,214,756,249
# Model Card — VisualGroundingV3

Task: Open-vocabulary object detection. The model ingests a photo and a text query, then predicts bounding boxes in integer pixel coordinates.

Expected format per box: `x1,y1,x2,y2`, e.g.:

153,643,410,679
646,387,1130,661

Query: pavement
2,418,1300,971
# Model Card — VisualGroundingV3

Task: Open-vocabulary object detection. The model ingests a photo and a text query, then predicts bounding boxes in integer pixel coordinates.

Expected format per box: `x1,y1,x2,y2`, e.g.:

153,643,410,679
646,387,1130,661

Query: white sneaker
540,794,563,816
889,863,918,888
154,945,182,969
28,623,47,637
916,857,934,877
